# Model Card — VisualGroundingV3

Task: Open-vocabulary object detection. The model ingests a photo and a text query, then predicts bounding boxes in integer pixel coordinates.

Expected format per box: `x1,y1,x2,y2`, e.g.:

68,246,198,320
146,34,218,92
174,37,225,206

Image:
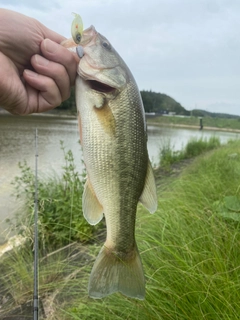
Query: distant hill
192,109,240,119
139,91,240,119
140,90,189,115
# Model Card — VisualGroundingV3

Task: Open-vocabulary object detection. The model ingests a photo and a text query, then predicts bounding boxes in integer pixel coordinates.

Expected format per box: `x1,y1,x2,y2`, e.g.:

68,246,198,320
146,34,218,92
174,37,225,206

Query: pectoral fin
83,178,104,225
139,160,158,213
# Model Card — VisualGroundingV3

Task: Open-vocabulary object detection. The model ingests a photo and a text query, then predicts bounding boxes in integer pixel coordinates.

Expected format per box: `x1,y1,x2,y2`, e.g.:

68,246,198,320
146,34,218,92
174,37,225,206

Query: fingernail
44,38,59,54
24,70,38,78
35,55,49,66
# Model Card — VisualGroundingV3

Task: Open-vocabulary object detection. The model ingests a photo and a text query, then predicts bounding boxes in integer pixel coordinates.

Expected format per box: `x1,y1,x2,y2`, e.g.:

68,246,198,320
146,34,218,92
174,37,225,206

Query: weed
9,141,102,252
62,139,240,319
2,139,240,319
160,136,221,167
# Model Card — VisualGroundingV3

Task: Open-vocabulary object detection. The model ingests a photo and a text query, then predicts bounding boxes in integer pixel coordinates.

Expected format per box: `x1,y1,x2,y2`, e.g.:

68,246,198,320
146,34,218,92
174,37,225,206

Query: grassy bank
159,136,221,167
63,139,240,319
147,115,240,131
1,139,240,319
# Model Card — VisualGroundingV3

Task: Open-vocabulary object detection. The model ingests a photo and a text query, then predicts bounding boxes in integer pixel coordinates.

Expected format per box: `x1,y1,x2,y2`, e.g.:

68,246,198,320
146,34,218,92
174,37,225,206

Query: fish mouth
88,80,116,93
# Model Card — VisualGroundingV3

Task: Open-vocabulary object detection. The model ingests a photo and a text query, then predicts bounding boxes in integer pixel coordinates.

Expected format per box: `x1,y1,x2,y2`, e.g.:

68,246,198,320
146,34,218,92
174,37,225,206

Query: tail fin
88,244,145,300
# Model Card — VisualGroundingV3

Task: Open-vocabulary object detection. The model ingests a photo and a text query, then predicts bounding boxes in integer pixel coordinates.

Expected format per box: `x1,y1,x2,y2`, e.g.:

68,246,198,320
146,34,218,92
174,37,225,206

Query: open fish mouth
88,80,116,93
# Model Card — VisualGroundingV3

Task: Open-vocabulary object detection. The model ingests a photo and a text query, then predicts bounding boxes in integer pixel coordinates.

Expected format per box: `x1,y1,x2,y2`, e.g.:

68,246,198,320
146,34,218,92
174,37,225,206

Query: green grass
0,242,93,316
160,136,221,166
7,141,103,252
61,140,240,319
1,139,240,319
147,115,240,130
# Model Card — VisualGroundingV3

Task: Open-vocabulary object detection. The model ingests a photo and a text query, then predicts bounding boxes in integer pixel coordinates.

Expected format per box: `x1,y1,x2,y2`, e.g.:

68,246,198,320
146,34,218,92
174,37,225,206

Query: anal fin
139,159,158,213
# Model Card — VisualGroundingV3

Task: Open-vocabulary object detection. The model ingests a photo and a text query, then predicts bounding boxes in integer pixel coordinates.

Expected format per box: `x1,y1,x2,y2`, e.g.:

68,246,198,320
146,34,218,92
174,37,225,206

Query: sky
1,0,240,115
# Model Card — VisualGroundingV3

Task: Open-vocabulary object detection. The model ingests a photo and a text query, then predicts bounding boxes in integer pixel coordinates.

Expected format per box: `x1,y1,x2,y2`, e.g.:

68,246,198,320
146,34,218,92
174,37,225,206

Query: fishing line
68,141,77,266
33,128,39,320
68,173,74,254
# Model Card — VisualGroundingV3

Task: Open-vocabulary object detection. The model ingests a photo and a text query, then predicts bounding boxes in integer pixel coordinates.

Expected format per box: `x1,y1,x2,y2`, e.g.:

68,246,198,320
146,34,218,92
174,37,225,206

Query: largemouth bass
63,26,157,300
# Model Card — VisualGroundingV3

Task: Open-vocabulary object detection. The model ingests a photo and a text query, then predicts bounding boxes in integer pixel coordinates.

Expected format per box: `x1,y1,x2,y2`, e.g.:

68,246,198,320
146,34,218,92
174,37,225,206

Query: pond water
0,115,239,243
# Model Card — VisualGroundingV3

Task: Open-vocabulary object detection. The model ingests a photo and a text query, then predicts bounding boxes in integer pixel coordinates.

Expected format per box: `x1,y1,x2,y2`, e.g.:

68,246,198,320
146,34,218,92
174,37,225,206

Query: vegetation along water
147,115,240,132
1,136,240,319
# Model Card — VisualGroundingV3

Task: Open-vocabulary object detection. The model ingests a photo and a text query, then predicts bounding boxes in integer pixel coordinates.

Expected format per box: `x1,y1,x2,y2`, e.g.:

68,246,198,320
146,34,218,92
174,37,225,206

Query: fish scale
63,25,157,299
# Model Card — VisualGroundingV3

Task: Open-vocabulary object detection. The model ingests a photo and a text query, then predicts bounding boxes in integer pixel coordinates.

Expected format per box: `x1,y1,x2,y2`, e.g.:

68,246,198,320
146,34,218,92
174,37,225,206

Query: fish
62,25,157,300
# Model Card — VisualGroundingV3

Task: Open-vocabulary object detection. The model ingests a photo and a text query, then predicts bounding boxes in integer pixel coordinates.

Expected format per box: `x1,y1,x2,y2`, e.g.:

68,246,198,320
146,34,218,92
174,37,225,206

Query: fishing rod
33,128,39,320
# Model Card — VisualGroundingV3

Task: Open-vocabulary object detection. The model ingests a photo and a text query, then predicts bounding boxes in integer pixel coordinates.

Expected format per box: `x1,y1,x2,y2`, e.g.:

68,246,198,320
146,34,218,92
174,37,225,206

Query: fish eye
102,41,111,50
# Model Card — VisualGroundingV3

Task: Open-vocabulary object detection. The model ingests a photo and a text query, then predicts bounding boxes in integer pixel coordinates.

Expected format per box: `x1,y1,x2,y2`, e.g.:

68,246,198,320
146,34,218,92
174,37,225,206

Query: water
0,115,239,242
147,125,240,166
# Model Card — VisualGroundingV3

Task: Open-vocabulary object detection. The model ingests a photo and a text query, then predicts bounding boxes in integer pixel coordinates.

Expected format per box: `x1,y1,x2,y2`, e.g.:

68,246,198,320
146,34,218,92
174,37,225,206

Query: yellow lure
71,13,84,44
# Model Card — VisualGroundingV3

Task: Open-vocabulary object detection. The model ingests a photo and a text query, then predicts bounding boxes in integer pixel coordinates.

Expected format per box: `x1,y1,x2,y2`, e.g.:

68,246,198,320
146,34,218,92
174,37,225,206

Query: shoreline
1,111,240,133
146,121,240,133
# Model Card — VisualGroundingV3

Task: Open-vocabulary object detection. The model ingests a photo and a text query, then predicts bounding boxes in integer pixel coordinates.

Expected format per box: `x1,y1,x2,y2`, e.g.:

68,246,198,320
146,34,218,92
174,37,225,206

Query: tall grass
160,136,221,166
0,241,93,316
0,142,104,318
8,141,103,252
60,140,240,319
1,139,240,319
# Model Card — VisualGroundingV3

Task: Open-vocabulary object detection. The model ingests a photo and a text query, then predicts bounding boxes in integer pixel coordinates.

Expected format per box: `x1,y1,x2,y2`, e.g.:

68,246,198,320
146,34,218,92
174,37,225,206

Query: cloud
1,0,240,115
0,0,60,10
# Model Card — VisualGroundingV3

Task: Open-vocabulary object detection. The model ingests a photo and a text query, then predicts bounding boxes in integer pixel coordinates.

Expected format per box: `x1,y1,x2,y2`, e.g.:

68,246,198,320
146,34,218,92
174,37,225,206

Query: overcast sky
1,0,240,115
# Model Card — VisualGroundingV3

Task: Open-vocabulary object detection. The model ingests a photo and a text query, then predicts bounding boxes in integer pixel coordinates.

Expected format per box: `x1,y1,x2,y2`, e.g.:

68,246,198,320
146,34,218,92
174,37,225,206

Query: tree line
59,89,189,115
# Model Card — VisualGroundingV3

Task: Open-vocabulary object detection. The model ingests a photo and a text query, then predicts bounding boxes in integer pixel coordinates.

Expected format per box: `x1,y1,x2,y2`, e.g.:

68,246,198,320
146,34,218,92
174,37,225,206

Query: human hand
0,9,78,115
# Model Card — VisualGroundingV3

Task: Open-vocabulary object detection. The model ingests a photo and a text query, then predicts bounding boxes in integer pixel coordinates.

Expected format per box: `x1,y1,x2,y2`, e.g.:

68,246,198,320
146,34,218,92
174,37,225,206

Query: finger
0,52,27,114
23,69,62,113
31,54,71,101
40,23,66,44
41,39,78,86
